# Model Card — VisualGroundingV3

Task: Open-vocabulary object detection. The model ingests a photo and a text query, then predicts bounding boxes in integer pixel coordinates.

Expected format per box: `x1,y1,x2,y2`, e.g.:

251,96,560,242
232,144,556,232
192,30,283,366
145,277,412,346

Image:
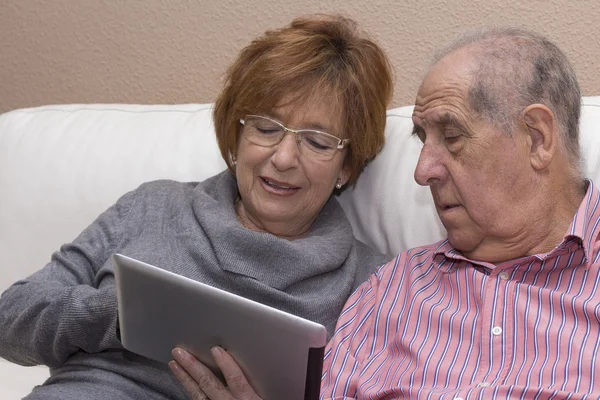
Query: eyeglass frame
239,114,350,156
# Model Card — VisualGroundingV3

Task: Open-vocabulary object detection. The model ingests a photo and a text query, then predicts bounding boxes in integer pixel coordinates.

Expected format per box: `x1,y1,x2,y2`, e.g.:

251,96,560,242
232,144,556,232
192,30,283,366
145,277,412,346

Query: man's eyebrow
411,113,466,137
411,123,423,137
438,113,466,130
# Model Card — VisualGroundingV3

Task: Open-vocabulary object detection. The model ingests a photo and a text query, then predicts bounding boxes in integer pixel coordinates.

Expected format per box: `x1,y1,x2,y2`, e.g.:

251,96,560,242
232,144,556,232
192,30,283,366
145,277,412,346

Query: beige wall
1,0,599,113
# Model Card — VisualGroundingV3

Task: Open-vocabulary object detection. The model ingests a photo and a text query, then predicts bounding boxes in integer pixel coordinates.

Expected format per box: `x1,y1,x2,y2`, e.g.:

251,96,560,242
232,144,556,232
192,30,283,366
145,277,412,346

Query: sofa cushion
0,358,49,398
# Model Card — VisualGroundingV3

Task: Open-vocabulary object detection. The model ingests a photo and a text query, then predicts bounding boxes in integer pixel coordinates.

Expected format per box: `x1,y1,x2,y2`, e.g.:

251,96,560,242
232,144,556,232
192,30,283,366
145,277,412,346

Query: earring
336,180,343,189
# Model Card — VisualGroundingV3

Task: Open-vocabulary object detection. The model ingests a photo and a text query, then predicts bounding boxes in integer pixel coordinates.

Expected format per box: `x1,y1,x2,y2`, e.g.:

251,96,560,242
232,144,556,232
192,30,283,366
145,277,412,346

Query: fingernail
211,346,222,356
168,360,180,371
172,348,185,358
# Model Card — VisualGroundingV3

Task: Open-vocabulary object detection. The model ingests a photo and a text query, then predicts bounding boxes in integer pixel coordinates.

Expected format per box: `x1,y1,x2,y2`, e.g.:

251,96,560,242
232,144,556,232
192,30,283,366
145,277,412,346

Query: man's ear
521,104,557,170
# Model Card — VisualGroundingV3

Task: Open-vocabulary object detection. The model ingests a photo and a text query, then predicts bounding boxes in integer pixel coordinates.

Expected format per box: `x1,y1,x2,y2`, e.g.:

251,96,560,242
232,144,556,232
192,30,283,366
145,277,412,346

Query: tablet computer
113,253,327,400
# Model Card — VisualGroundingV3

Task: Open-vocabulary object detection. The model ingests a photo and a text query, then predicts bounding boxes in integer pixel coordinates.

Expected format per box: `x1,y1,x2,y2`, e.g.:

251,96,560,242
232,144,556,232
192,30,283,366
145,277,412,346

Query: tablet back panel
113,254,327,400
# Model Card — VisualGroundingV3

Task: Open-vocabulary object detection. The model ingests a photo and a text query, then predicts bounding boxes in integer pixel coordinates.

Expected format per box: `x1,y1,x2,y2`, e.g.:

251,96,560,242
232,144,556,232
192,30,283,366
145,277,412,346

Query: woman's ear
337,165,351,188
229,150,238,165
521,104,557,170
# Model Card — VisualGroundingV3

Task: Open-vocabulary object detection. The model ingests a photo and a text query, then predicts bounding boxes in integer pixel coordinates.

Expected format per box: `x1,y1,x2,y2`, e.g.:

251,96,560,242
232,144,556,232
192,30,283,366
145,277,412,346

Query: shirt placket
467,263,515,398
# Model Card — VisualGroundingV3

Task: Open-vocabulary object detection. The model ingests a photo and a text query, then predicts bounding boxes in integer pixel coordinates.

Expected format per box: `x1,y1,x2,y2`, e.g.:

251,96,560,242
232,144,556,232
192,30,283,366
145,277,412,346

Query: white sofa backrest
2,98,600,292
0,104,226,292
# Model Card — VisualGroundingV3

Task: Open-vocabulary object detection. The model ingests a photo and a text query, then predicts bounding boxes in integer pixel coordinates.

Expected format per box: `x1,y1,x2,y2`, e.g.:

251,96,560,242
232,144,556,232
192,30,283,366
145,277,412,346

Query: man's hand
169,346,263,400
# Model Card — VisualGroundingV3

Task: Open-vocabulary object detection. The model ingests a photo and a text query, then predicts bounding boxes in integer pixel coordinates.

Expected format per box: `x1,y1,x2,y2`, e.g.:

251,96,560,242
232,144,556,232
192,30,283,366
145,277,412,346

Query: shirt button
499,272,509,280
492,326,502,335
478,382,490,388
454,398,464,400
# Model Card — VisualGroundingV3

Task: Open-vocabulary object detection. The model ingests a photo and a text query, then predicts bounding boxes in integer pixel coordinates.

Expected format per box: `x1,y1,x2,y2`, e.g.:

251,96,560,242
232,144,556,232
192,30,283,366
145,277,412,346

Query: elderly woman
0,14,393,400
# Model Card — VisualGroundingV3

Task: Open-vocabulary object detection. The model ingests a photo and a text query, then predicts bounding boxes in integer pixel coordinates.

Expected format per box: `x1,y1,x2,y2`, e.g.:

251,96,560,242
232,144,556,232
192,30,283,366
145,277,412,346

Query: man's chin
446,230,480,255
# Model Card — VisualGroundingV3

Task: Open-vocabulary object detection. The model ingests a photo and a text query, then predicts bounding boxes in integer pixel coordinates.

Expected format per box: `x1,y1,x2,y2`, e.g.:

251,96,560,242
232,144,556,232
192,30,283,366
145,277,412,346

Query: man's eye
445,135,460,143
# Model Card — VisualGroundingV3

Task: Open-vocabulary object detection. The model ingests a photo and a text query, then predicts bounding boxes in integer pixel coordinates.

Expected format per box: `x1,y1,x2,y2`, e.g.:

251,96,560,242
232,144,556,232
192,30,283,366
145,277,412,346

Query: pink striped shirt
321,181,600,400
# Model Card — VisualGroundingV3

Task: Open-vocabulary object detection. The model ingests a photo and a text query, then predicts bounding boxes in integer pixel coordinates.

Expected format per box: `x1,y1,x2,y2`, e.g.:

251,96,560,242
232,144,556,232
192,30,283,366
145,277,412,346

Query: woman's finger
171,347,233,400
211,346,262,399
168,359,208,400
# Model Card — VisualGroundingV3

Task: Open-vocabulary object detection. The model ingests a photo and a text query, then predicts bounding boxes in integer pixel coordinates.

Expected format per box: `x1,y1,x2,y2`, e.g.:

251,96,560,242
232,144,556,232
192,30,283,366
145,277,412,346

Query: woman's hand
169,346,263,400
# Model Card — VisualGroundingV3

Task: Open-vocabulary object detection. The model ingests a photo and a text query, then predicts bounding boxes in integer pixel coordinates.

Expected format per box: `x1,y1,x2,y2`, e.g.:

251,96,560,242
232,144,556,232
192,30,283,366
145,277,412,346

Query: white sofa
1,98,600,398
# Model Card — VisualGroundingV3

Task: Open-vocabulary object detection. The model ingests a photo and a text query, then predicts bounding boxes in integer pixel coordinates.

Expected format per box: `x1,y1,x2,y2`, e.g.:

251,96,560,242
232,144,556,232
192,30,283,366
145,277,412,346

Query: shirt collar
433,180,600,269
560,179,600,266
433,241,473,273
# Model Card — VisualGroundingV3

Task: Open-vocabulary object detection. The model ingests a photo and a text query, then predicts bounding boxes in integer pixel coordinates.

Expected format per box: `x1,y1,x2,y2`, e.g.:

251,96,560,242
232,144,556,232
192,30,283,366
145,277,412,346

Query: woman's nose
270,132,301,170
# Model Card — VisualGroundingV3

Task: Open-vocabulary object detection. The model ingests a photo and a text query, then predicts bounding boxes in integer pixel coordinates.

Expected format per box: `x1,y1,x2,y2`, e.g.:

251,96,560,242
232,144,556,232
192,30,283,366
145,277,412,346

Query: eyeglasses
239,115,349,161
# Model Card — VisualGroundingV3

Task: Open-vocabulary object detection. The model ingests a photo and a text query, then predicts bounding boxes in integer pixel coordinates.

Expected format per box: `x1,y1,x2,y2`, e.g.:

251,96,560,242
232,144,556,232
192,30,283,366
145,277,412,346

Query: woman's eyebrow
300,122,332,132
263,111,332,132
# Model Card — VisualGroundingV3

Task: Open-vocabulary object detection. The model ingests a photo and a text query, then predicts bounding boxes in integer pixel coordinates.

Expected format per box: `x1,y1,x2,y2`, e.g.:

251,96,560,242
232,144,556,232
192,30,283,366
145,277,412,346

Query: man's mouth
439,204,461,212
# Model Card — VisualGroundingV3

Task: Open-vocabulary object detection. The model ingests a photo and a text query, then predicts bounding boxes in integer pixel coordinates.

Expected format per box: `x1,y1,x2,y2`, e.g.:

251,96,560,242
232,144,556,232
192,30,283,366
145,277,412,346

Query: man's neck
464,178,587,264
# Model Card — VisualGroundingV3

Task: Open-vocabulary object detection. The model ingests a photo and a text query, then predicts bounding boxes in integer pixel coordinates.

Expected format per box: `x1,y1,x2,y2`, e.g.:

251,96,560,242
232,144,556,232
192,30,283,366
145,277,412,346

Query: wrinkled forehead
412,85,473,129
413,51,478,123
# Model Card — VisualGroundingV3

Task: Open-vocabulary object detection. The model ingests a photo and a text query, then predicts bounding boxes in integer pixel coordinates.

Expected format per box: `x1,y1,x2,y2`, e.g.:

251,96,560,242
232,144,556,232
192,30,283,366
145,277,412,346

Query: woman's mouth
260,177,300,195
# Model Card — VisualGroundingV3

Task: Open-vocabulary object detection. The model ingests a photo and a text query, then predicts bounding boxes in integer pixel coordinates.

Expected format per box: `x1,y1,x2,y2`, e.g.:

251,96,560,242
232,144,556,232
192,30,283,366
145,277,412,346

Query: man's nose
414,143,447,186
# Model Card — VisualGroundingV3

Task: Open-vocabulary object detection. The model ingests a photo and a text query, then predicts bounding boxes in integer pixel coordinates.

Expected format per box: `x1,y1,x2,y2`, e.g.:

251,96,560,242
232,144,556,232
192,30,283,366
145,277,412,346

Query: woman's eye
305,137,331,150
256,126,282,134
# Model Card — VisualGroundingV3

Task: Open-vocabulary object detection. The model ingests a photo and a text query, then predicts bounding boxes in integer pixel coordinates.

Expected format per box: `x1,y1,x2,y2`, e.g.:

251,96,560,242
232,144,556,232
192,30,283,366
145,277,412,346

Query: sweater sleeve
319,271,381,400
0,189,138,368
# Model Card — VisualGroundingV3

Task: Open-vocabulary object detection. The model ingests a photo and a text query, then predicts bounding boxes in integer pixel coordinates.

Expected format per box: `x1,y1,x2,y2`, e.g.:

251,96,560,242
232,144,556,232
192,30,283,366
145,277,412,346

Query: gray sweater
0,171,390,400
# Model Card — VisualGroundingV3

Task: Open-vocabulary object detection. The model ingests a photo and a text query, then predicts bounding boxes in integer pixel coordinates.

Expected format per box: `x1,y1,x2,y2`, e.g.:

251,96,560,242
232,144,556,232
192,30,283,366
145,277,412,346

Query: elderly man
319,28,599,399
167,27,599,400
